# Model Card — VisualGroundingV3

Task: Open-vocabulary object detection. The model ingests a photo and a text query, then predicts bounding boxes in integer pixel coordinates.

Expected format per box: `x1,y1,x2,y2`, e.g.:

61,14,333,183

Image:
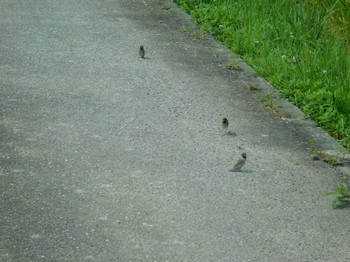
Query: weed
326,182,350,208
307,137,316,147
278,111,291,118
310,149,343,166
244,84,261,91
182,25,191,32
226,61,240,70
261,94,278,112
211,47,221,58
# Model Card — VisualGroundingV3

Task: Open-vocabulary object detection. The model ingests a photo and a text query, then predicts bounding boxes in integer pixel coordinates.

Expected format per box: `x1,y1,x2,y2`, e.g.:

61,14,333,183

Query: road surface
1,0,349,261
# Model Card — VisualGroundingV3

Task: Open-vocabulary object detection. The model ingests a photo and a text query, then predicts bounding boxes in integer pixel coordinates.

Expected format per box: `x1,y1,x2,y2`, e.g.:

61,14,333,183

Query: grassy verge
174,0,350,149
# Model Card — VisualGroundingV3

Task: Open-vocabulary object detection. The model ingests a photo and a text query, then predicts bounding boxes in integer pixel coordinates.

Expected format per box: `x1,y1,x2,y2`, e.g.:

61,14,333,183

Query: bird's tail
228,166,236,172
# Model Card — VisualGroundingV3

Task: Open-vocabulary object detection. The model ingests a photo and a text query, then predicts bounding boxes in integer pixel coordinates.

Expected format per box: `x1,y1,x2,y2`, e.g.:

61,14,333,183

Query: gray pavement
1,0,349,261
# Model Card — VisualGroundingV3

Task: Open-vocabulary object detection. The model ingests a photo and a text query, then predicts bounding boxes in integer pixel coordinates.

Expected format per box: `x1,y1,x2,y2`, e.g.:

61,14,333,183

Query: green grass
174,0,350,149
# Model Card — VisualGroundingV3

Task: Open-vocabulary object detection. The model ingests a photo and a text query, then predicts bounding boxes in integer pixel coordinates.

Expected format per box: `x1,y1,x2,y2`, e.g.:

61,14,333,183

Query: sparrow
222,117,229,132
139,45,145,58
228,153,246,172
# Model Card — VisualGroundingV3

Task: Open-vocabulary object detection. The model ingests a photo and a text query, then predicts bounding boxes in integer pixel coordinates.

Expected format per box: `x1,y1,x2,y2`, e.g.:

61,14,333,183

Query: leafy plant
226,61,240,70
261,93,278,112
326,182,350,208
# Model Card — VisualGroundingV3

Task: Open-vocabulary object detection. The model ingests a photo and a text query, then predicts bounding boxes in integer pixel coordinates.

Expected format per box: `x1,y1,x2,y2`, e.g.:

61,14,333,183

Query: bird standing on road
228,153,246,172
139,45,145,58
222,117,229,132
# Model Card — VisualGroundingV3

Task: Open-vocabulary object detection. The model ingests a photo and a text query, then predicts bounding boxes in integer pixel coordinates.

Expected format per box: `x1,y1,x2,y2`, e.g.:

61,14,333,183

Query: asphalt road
1,0,349,261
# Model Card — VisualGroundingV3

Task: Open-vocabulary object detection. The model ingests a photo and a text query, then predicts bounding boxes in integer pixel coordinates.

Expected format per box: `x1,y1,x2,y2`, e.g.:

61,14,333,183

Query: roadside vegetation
326,181,350,208
174,0,350,149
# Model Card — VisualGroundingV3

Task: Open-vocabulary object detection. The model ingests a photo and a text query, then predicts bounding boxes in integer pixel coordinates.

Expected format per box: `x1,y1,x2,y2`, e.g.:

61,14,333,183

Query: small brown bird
222,117,229,132
139,45,145,58
228,153,247,172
